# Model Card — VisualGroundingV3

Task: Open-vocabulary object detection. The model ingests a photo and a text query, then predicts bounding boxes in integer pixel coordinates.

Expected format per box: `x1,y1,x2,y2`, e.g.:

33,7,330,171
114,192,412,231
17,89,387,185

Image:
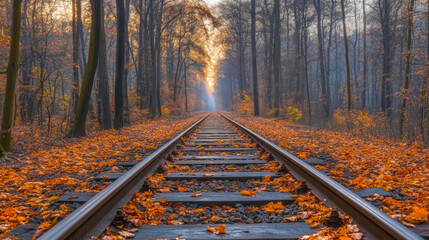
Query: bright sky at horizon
204,0,222,5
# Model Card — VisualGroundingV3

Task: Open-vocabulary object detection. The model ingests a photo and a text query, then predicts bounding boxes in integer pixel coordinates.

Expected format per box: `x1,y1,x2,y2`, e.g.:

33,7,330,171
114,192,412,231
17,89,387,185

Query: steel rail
39,114,209,240
221,113,423,240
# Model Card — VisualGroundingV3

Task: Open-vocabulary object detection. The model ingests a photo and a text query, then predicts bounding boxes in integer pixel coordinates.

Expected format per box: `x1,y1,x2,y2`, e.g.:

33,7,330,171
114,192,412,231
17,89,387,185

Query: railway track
39,113,424,240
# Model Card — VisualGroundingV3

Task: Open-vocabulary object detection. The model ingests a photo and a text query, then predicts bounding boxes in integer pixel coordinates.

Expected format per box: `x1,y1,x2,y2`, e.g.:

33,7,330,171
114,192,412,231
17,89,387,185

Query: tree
0,0,22,154
273,0,281,117
97,0,112,130
341,0,352,110
362,0,367,109
399,0,416,136
114,0,126,129
71,0,79,114
251,0,259,116
380,0,392,115
313,0,329,117
69,0,102,137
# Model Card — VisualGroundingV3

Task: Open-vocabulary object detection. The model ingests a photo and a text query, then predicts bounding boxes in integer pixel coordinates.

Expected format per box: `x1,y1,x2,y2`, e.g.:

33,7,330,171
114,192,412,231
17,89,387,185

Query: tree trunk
114,0,126,129
362,0,367,109
137,0,145,109
273,0,281,117
155,0,164,117
314,0,329,118
264,0,274,110
303,13,311,122
19,0,34,124
251,0,259,116
123,0,131,125
0,0,22,154
380,0,392,115
97,2,112,130
399,0,416,136
341,0,352,110
69,0,101,137
72,0,80,114
149,0,157,117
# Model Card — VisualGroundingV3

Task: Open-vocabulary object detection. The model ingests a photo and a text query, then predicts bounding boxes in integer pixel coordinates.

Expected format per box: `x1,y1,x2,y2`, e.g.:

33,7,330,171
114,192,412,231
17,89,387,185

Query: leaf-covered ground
0,113,205,238
228,114,428,227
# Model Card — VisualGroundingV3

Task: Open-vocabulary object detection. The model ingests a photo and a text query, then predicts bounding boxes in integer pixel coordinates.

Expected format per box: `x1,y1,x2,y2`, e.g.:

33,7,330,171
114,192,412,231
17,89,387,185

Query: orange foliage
206,224,227,234
0,114,204,237
240,190,255,196
262,202,284,213
229,114,428,225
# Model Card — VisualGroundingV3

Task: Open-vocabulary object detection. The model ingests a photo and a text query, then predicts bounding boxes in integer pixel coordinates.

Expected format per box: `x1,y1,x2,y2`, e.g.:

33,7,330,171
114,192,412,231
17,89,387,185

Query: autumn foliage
0,114,204,237
228,113,428,227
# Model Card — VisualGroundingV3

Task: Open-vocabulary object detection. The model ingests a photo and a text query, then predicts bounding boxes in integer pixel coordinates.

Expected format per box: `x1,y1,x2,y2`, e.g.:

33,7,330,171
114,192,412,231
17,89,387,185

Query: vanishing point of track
39,113,423,240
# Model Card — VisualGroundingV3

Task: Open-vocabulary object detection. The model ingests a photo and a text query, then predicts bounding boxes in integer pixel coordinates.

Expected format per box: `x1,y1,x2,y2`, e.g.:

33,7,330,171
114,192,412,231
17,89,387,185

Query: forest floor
0,113,205,238
226,113,428,228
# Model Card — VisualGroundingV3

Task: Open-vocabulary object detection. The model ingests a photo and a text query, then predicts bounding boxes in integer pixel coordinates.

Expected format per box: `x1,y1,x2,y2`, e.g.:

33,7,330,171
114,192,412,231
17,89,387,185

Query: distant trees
0,0,21,154
0,0,219,155
216,0,429,141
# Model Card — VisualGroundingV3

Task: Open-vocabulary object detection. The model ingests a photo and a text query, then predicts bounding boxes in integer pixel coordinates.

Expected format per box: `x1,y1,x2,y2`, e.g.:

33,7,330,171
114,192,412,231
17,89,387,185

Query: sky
204,0,222,5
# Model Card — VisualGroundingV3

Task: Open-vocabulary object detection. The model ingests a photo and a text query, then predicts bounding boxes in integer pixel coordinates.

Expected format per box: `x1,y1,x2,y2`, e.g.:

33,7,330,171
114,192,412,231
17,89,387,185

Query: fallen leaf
263,202,284,213
240,190,255,196
207,224,227,234
190,193,202,197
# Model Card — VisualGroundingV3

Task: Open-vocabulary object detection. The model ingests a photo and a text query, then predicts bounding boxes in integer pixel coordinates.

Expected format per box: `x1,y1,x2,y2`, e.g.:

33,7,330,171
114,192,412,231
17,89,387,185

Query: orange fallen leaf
194,208,205,213
207,224,227,234
216,185,224,190
309,222,320,229
240,190,255,196
298,152,310,159
262,175,271,182
404,206,428,224
245,206,259,211
191,193,202,197
284,215,299,222
263,202,284,213
68,195,78,200
210,215,224,222
177,187,187,192
203,173,214,177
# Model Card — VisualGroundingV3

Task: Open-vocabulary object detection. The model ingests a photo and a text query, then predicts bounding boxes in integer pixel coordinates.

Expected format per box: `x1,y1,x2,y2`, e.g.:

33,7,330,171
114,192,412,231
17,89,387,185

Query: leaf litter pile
98,117,365,240
0,114,205,238
228,114,429,229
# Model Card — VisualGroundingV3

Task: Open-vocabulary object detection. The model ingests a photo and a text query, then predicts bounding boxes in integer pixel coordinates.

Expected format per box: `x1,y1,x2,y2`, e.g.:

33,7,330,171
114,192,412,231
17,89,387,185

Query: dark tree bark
263,0,273,110
362,0,367,109
273,0,281,117
341,0,352,110
136,0,146,109
399,0,416,136
19,0,34,123
251,0,259,116
114,0,126,129
0,0,22,154
97,1,112,130
69,0,101,137
313,0,329,117
72,0,79,114
155,0,164,117
149,0,157,117
123,0,131,125
380,0,392,115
